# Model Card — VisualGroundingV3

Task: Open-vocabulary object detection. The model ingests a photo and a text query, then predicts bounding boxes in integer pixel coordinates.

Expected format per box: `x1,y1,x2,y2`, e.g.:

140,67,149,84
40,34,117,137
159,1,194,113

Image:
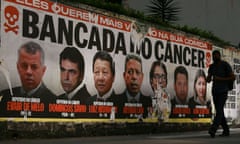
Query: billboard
0,0,212,123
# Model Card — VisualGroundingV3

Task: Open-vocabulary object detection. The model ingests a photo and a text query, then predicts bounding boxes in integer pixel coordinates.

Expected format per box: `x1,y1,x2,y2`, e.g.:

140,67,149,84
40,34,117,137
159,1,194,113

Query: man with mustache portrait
117,54,152,119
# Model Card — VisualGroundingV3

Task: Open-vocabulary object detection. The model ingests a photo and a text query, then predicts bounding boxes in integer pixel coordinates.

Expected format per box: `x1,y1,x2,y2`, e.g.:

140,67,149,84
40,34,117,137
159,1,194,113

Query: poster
0,0,212,123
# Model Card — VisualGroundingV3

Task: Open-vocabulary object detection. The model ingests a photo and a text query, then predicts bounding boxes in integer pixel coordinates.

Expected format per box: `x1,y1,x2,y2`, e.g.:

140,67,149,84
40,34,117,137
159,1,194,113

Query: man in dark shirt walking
206,50,235,138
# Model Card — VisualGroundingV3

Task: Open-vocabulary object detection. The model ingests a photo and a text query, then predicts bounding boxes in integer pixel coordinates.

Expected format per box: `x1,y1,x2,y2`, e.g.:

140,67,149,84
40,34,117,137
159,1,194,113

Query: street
1,128,240,144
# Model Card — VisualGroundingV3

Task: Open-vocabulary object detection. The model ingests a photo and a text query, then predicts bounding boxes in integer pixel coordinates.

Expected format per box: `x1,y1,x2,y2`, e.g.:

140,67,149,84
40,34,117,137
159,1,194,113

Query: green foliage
175,25,230,46
146,0,181,23
56,0,229,47
59,0,129,16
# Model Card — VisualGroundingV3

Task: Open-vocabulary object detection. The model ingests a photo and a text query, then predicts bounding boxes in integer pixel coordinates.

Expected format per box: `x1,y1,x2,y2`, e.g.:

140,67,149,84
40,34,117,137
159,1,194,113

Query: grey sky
127,0,240,47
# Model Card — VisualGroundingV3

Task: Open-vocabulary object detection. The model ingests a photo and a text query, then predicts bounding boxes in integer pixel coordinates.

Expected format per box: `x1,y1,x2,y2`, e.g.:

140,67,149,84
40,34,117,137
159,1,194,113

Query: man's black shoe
208,129,215,138
219,133,230,137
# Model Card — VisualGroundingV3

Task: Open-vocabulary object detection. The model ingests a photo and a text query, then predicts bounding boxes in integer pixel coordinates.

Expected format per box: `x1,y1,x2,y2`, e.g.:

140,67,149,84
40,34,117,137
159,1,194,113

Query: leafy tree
147,0,181,23
105,0,122,4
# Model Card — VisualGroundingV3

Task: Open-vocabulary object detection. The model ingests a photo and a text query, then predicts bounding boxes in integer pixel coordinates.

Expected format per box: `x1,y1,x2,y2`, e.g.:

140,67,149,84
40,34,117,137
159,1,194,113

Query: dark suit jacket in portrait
116,90,152,119
169,97,191,118
57,84,90,104
188,96,212,118
86,91,118,118
55,84,91,118
87,90,118,105
0,83,56,118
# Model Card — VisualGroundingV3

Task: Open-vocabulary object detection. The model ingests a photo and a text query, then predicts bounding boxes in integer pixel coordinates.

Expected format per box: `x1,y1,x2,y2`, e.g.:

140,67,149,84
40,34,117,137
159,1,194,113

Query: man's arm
213,72,235,82
206,73,212,83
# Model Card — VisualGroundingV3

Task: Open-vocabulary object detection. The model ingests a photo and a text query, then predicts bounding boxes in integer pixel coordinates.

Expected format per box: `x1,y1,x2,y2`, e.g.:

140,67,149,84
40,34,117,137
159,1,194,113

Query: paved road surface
2,128,240,144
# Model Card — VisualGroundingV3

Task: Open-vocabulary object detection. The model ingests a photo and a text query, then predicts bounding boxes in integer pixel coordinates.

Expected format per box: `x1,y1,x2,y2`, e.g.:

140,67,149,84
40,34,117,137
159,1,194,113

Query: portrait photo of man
170,65,190,118
88,51,117,103
0,41,56,117
172,65,189,105
86,51,118,118
117,54,152,119
58,47,91,103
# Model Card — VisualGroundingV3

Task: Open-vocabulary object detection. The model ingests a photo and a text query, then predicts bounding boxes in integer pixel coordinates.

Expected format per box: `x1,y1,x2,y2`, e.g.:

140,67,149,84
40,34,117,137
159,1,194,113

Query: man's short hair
124,54,142,72
59,47,85,77
174,66,188,83
92,51,115,76
18,41,45,65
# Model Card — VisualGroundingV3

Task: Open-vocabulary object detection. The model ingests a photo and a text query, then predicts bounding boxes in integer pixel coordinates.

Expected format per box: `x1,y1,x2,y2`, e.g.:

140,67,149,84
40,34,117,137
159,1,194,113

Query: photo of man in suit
117,54,152,119
0,41,56,117
58,47,90,102
56,47,91,118
87,51,118,118
88,51,117,103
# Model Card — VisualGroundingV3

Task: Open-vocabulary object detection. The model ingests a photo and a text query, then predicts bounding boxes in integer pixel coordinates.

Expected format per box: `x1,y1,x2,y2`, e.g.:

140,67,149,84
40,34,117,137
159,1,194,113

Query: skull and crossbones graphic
4,6,19,34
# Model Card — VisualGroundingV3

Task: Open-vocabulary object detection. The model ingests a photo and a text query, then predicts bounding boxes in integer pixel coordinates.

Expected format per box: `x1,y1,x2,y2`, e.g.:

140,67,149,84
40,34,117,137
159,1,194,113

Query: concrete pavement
1,128,240,144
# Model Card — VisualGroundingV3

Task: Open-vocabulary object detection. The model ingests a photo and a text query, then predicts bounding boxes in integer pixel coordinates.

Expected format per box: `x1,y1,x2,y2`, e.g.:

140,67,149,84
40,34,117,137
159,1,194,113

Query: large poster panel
0,0,212,123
